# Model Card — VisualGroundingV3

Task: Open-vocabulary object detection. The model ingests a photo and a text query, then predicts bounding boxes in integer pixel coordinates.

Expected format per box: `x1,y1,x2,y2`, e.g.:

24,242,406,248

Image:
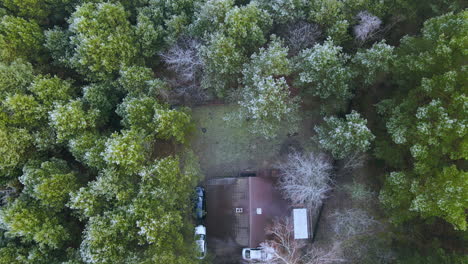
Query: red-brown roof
206,172,290,248
249,176,290,247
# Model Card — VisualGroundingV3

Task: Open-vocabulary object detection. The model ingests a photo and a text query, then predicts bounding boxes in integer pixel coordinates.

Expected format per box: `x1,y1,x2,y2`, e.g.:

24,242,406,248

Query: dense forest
0,0,466,263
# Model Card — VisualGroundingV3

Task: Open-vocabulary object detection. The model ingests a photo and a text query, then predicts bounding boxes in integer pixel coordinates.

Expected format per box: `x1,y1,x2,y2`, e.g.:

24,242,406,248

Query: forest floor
313,162,384,248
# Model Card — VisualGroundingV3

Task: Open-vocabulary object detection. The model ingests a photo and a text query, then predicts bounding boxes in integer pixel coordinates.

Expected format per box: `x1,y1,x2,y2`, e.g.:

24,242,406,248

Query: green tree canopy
49,100,100,142
377,11,468,230
0,15,44,62
200,2,272,97
28,75,76,107
315,110,375,159
80,208,140,264
234,37,300,139
68,2,138,80
0,60,34,100
0,197,72,249
102,129,151,174
352,40,395,85
296,38,354,112
0,126,32,181
19,158,80,209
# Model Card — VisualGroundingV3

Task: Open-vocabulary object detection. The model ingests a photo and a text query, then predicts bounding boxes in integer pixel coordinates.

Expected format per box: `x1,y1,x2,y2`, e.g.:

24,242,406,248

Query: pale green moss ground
189,104,320,178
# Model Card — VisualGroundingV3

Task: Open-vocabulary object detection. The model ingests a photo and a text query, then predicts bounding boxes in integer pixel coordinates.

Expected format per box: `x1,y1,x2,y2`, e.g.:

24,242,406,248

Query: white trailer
292,208,310,239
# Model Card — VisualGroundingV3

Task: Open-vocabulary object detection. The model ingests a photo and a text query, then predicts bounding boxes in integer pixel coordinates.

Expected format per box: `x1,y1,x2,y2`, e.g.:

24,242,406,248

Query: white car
242,247,273,262
194,225,207,259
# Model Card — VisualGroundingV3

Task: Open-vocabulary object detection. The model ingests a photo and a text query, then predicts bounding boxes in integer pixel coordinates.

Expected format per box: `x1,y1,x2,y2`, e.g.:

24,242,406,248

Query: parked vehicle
195,225,207,259
194,186,206,221
241,247,273,262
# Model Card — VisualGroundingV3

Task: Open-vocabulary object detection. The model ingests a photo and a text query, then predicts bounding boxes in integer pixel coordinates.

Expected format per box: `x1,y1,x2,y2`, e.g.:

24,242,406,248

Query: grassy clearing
189,104,319,178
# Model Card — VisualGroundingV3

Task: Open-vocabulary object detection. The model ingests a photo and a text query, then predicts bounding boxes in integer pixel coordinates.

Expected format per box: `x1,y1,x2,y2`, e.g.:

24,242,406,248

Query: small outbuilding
292,208,311,240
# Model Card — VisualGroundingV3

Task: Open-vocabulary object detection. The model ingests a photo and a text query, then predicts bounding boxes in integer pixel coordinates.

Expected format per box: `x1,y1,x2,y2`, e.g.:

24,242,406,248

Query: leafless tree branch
261,217,347,264
354,11,382,42
160,37,210,105
303,242,347,264
331,209,381,239
160,37,204,83
276,151,333,209
283,21,321,56
339,151,367,176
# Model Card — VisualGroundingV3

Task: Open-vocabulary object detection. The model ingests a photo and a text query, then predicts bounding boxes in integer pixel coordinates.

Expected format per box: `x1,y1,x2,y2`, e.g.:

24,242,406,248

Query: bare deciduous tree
261,217,346,264
304,242,346,264
339,151,367,175
283,21,321,56
276,151,333,209
160,37,210,105
354,11,382,42
331,209,380,238
261,217,304,264
160,37,204,83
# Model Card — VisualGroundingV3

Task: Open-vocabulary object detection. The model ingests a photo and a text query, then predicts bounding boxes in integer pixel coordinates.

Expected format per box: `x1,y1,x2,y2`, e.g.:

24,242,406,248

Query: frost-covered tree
116,96,161,132
102,129,151,174
79,208,139,264
82,82,119,123
28,75,76,107
190,0,234,36
296,38,353,102
0,60,34,99
19,159,80,209
117,96,193,143
0,127,32,181
200,32,246,96
235,38,300,139
1,0,50,21
380,166,468,231
44,26,74,67
253,0,310,24
0,15,44,63
352,40,395,85
238,77,299,139
49,100,100,142
68,132,107,170
223,3,272,53
154,108,193,144
314,111,375,160
132,157,195,249
307,0,387,44
2,75,76,131
376,12,467,230
0,0,76,22
276,151,333,208
3,94,45,128
118,66,168,97
354,11,382,42
0,197,72,249
134,11,164,59
68,2,138,80
242,37,291,83
200,3,272,97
